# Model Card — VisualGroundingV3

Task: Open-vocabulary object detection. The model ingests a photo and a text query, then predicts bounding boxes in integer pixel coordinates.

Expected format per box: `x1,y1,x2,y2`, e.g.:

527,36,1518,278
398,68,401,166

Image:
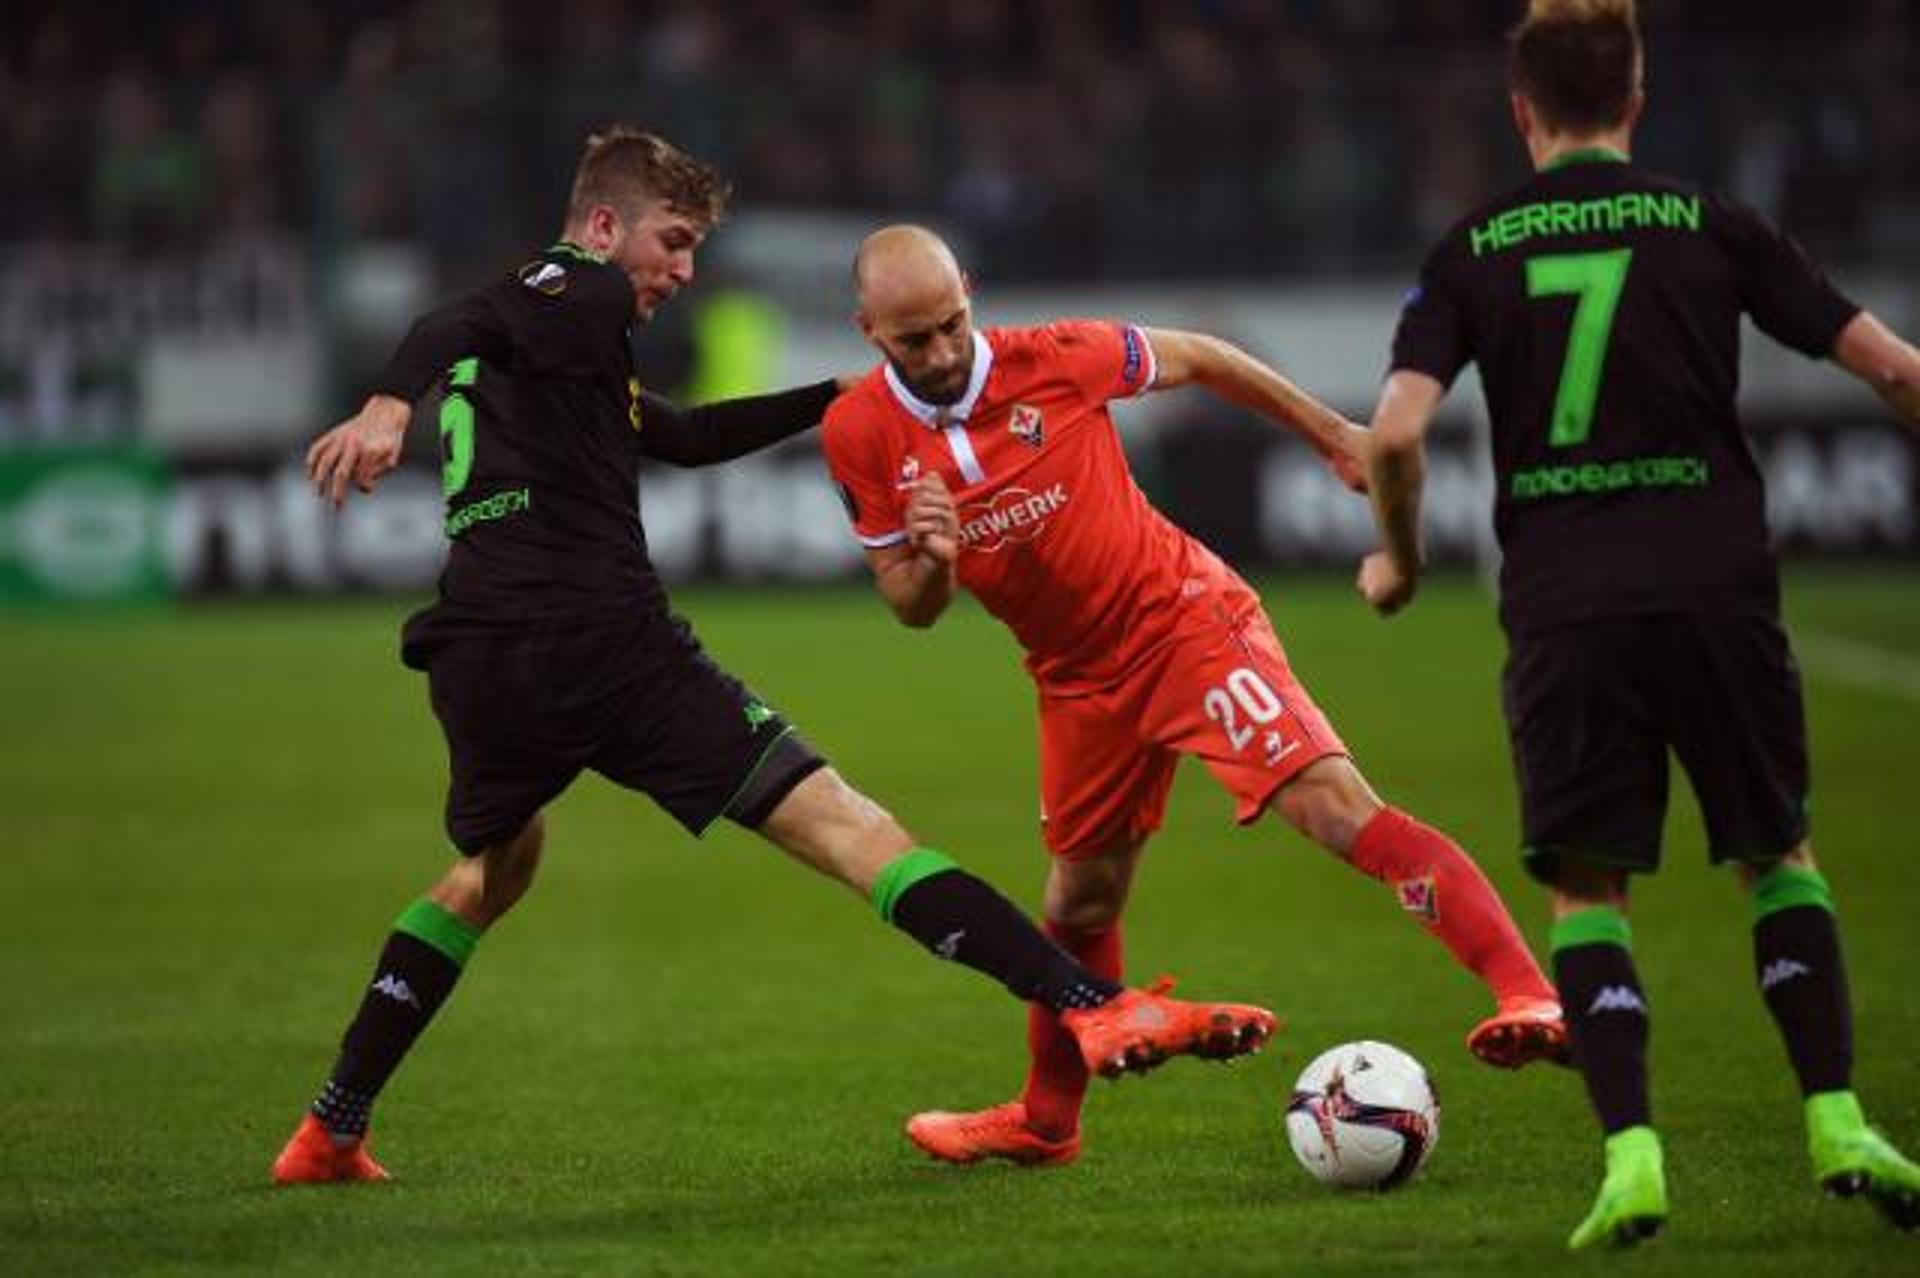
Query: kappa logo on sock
1588,985,1647,1015
1761,957,1812,990
1395,875,1439,923
935,930,966,961
371,973,420,1007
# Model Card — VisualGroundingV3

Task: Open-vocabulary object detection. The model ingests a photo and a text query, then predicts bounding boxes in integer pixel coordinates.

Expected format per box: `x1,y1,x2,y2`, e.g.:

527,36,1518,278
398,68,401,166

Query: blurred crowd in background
5,0,1917,281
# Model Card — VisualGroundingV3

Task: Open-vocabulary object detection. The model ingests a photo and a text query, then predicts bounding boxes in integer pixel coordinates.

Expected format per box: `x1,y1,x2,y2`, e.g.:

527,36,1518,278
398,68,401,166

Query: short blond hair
565,125,730,229
1509,0,1641,134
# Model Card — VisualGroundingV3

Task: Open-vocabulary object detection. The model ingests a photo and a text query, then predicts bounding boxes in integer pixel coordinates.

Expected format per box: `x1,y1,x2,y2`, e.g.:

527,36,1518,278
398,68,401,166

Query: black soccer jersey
1390,150,1859,634
370,243,835,667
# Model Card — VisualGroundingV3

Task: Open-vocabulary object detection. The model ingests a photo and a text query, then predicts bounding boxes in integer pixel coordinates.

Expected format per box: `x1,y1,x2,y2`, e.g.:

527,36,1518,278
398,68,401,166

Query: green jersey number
1525,248,1633,448
438,357,480,497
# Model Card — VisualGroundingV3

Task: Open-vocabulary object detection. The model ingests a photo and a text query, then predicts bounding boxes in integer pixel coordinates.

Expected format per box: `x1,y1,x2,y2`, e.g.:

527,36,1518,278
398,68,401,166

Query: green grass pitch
3,569,1916,1276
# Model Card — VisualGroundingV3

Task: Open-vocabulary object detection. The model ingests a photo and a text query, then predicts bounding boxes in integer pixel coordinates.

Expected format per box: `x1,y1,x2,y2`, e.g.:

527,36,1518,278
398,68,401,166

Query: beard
889,356,968,405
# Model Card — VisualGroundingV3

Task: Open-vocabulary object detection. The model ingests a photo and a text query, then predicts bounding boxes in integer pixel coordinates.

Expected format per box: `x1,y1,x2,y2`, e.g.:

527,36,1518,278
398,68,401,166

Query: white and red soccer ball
1285,1040,1440,1190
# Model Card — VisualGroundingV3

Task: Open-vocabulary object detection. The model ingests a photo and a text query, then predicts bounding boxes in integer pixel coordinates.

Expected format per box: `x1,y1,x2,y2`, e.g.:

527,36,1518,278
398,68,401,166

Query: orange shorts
1036,607,1346,859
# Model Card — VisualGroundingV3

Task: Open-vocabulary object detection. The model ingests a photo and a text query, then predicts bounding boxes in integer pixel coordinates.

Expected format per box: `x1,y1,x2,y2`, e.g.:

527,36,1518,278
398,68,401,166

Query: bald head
853,224,976,406
854,224,965,318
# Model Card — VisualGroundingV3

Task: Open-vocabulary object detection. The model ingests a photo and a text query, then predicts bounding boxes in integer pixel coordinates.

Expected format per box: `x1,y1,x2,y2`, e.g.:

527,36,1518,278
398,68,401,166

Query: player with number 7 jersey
823,225,1570,1170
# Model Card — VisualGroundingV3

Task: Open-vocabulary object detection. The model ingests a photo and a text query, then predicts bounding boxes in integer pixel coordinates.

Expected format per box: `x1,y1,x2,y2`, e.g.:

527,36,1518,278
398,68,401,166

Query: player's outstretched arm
1833,312,1920,434
308,295,511,508
1356,370,1446,616
864,475,958,629
1142,327,1368,492
636,380,839,467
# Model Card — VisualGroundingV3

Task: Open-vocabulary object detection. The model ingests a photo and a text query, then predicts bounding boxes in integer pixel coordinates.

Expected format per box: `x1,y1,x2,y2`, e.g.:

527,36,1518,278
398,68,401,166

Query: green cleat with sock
1569,1125,1669,1250
1808,1092,1920,1232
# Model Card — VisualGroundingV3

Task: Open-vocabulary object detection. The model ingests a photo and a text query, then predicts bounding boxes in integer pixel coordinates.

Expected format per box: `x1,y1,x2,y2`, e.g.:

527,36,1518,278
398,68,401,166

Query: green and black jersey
1390,150,1859,635
369,244,835,668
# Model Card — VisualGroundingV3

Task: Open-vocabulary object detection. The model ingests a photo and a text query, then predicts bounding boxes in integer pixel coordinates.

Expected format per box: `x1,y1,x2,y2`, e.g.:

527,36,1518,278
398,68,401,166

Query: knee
1735,841,1816,891
1550,859,1629,915
1047,886,1125,934
1272,762,1383,855
435,815,546,928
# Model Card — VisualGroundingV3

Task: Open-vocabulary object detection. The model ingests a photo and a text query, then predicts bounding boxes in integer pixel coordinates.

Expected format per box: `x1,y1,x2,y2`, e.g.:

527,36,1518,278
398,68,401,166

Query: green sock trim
394,898,482,968
1551,906,1632,954
869,848,960,923
1752,865,1834,921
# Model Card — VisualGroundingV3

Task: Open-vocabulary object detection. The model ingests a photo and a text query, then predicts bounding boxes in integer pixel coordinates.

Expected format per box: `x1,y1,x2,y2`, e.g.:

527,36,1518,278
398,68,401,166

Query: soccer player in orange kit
821,225,1569,1168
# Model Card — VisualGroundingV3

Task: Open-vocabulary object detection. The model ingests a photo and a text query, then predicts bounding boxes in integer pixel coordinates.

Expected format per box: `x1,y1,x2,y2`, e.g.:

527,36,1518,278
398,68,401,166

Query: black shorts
425,614,825,853
1503,612,1809,884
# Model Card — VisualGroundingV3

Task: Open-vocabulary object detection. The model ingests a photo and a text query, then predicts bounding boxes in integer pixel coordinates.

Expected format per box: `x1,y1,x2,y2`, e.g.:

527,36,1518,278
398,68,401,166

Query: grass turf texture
2,569,1915,1276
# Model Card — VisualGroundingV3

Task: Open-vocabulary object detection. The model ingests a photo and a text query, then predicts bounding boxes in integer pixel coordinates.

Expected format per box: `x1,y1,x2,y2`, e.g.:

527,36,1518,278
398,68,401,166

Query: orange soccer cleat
272,1113,391,1185
1060,977,1278,1080
905,1101,1082,1167
1467,995,1570,1069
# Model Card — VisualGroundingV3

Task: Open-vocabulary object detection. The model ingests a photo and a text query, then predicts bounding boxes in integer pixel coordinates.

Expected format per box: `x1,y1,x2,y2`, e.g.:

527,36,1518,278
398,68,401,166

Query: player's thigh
427,636,591,854
1038,682,1178,860
588,628,825,839
1139,611,1347,827
1502,619,1669,886
1659,613,1810,866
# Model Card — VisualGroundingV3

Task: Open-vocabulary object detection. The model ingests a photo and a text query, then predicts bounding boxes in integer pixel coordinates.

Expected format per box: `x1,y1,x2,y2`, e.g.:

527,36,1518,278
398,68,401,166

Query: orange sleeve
820,399,907,548
1039,319,1157,404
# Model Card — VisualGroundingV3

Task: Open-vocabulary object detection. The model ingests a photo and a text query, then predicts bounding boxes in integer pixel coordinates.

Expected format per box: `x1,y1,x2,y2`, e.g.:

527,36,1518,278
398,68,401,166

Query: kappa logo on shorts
935,930,966,960
1395,875,1439,923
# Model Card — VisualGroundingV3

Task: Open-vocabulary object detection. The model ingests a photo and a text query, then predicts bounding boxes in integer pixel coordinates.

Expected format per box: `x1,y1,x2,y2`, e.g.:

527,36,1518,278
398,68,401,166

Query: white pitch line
1796,631,1920,704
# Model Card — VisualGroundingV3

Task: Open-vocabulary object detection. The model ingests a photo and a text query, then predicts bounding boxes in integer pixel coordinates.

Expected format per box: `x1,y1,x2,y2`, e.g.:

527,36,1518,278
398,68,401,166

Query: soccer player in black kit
1355,0,1920,1251
272,127,1276,1184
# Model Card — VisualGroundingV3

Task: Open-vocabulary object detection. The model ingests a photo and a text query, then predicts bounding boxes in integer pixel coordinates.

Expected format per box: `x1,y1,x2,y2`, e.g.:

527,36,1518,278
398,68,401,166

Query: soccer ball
1284,1040,1440,1190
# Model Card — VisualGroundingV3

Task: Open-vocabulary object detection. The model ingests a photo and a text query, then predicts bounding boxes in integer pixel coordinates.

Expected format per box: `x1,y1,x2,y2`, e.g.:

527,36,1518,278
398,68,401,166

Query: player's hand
1320,420,1370,494
905,474,959,566
307,395,411,509
1356,550,1417,616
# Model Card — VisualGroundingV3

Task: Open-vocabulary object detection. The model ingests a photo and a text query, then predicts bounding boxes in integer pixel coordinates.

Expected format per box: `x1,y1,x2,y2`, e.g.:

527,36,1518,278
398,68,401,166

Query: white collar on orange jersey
883,330,994,429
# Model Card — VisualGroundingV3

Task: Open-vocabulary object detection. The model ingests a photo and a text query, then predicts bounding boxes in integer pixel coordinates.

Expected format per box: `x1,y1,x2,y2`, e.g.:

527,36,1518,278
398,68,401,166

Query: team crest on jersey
1008,403,1044,448
520,260,568,295
895,455,921,489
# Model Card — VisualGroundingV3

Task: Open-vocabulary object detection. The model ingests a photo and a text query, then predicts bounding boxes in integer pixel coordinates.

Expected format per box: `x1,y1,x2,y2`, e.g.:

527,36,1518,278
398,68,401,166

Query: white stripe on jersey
858,529,909,548
942,422,987,483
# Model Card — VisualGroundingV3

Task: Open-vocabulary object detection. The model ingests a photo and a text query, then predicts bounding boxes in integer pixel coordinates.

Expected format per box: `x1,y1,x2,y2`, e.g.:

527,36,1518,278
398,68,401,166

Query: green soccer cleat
1808,1092,1920,1232
1568,1126,1668,1250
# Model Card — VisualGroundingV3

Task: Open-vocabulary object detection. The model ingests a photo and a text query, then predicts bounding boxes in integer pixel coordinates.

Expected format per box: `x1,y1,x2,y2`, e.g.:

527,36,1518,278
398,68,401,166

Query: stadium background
3,3,1916,1275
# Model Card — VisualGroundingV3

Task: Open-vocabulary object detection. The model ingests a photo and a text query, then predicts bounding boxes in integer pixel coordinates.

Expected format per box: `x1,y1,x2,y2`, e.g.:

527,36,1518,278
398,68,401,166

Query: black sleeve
1716,197,1860,358
1388,240,1472,386
636,380,839,467
371,293,512,402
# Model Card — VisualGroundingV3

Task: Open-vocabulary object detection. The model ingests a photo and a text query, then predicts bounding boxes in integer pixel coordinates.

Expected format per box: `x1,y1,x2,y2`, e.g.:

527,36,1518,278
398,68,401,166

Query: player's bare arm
307,393,412,509
865,474,958,629
1143,327,1368,493
1357,370,1446,617
1834,312,1920,433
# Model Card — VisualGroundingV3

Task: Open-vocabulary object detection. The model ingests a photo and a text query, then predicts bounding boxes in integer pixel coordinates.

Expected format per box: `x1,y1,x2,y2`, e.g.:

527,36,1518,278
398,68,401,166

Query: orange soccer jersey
821,321,1345,853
